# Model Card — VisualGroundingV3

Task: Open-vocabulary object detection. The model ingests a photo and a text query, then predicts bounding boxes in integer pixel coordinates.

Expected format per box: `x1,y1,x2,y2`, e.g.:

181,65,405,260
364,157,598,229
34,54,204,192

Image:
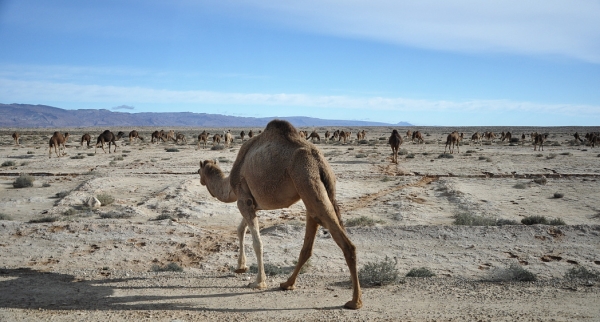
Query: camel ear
200,160,204,169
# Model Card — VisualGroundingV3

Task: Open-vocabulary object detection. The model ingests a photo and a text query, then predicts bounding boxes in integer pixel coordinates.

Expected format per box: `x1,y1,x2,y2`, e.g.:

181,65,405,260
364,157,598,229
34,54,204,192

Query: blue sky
1,0,599,126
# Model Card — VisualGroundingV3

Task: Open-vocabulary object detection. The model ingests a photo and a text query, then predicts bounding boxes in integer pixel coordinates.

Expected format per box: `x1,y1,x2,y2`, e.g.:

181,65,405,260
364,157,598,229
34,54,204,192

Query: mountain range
0,103,412,128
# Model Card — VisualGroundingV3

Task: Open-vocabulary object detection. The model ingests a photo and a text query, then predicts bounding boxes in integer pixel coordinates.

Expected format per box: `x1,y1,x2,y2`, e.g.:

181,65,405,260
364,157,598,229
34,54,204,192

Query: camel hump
264,119,299,139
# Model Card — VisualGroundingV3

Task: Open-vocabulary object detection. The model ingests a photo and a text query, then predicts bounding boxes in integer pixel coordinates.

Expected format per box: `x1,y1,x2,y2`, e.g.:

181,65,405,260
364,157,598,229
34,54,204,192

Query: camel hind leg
235,219,249,273
280,215,319,290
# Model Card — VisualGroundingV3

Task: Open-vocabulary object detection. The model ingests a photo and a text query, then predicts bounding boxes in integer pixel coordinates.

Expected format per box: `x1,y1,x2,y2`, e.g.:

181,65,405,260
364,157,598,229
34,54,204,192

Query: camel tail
320,167,343,228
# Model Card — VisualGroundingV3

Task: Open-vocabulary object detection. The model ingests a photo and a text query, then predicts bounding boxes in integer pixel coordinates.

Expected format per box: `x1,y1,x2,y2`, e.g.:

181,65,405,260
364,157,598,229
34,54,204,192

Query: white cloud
210,0,600,63
1,78,598,117
112,105,135,110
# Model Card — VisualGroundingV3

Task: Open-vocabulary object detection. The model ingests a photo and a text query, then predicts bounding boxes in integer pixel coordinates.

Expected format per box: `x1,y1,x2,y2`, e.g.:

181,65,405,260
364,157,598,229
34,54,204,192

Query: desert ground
1,125,599,321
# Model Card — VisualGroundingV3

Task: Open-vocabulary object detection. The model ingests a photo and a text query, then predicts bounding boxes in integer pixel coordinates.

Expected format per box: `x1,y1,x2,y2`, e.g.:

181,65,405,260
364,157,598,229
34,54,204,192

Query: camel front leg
247,216,266,289
281,215,319,290
235,219,249,273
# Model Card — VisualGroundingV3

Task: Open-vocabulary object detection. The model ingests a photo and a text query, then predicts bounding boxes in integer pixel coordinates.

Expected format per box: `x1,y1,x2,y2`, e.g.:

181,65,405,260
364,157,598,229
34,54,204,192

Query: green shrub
359,256,399,286
13,174,34,188
345,216,384,227
151,262,183,272
406,267,435,278
565,267,599,280
2,160,16,167
96,193,115,206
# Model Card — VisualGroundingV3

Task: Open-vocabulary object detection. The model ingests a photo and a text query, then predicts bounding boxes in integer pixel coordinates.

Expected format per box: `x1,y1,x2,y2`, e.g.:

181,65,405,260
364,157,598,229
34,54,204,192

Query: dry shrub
359,256,399,286
406,267,435,278
1,160,16,167
565,266,599,280
489,264,537,282
151,262,183,272
345,216,384,227
13,174,34,188
96,193,115,206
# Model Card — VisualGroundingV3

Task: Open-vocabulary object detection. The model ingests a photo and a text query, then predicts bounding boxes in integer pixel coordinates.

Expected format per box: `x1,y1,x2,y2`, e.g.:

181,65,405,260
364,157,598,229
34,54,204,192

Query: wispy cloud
1,78,598,117
210,0,600,63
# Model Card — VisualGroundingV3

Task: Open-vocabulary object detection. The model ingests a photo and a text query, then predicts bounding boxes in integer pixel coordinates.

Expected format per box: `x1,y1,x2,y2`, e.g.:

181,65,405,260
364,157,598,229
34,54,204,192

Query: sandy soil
1,126,599,321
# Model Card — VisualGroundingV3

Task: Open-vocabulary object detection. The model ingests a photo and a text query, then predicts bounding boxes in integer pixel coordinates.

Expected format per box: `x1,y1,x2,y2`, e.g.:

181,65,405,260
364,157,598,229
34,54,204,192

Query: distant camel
95,130,122,154
165,130,176,142
388,129,403,163
338,131,351,144
49,132,70,158
405,130,412,140
81,133,92,147
356,130,366,141
224,131,233,147
212,134,222,146
197,119,362,309
324,131,331,143
585,132,600,148
240,131,246,142
299,130,307,139
573,132,583,143
333,130,340,141
128,130,143,143
307,130,320,142
444,131,463,154
484,131,497,143
412,131,424,144
521,133,526,142
151,130,165,144
175,133,187,145
12,132,20,145
248,130,254,139
533,133,549,151
501,131,512,142
197,131,210,149
471,132,482,146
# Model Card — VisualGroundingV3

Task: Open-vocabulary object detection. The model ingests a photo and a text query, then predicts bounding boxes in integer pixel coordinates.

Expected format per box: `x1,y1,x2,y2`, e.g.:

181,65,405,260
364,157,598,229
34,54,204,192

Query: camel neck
206,172,237,203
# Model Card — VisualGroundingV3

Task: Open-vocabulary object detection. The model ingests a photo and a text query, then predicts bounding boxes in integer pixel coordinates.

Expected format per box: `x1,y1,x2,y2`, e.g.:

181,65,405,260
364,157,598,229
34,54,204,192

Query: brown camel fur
165,130,176,142
412,131,424,144
151,130,165,144
406,130,412,140
388,129,403,163
197,131,210,149
356,130,366,141
224,131,233,147
197,120,362,310
533,133,549,151
324,130,331,143
501,131,512,143
12,132,20,146
333,130,340,141
307,130,320,142
248,130,254,138
338,131,351,144
573,132,583,143
175,133,187,145
484,131,497,143
298,130,307,139
240,131,246,142
95,130,122,154
585,132,600,148
444,131,462,154
81,133,92,147
471,132,482,146
128,130,143,143
212,134,222,146
49,132,70,158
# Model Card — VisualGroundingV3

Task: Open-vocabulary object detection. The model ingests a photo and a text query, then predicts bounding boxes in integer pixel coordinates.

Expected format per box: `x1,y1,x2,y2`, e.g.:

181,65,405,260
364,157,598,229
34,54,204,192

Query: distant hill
0,103,412,128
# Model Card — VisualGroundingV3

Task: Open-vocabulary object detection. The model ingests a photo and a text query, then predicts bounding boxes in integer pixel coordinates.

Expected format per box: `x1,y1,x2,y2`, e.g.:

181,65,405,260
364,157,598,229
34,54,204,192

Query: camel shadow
0,268,341,313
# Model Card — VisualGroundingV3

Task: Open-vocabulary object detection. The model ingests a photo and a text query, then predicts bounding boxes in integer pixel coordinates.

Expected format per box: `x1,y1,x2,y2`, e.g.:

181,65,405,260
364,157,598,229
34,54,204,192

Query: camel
501,131,512,143
197,131,210,149
533,133,549,151
521,133,526,142
299,130,307,139
307,130,320,142
197,119,362,309
573,132,583,143
248,130,254,139
406,130,412,140
12,132,20,145
412,131,424,144
95,130,122,154
151,130,165,144
128,130,143,143
484,131,497,143
356,130,366,141
324,131,331,143
224,131,233,147
585,132,600,148
212,133,222,146
388,129,403,163
471,132,482,146
48,132,70,158
240,131,246,142
175,133,187,145
81,133,92,148
444,131,463,154
338,131,351,144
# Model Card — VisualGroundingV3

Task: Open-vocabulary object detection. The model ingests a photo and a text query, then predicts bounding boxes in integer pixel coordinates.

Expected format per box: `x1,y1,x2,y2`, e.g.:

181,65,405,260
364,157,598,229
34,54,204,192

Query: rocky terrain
1,126,599,321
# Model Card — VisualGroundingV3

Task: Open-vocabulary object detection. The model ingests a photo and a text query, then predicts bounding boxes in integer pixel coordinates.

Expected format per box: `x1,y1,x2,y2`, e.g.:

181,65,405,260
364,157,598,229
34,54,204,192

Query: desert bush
63,208,78,216
513,183,528,189
20,161,29,166
551,142,561,146
510,138,520,143
553,192,564,198
406,153,415,159
355,153,367,158
398,149,408,155
358,139,369,145
42,182,51,187
345,216,384,227
359,256,399,286
533,176,547,185
151,262,183,272
453,213,497,226
249,263,286,276
96,193,115,206
109,161,117,166
347,147,354,150
211,145,225,151
122,150,131,153
546,153,557,159
490,264,537,282
165,148,179,152
406,267,436,278
438,153,454,159
113,155,124,161
99,212,133,219
71,155,85,159
560,152,572,156
549,218,566,225
153,214,172,221
55,191,69,199
217,157,231,163
381,176,392,182
13,174,34,188
564,266,599,280
495,219,521,226
27,151,34,154
466,150,476,153
478,156,487,160
521,215,550,225
1,160,16,167
535,154,543,157
0,213,12,220
87,153,95,156
29,216,58,223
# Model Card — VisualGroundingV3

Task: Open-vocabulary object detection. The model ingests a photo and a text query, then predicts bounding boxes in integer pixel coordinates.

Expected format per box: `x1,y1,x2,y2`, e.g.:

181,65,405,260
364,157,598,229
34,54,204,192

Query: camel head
198,159,220,186
64,132,70,141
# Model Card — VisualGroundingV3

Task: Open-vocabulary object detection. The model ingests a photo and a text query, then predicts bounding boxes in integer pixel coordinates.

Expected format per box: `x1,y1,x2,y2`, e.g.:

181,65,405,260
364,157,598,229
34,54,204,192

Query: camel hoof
248,281,267,289
344,300,362,310
234,267,248,274
279,282,295,290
